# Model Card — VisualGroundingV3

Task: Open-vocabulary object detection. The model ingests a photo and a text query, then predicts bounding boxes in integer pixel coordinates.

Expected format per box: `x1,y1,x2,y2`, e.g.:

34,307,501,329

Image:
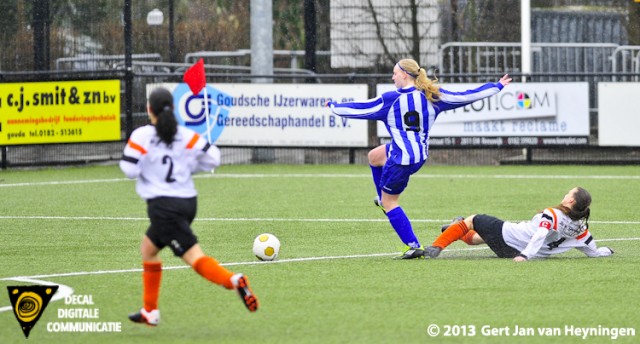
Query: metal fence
55,54,164,71
3,51,640,168
4,134,640,168
438,42,624,79
2,67,640,169
2,1,640,168
611,46,640,81
437,41,640,119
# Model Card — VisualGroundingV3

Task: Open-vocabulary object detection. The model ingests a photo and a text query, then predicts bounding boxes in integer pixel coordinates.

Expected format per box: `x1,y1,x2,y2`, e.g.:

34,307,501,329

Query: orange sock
432,221,469,249
193,256,234,289
142,261,162,312
461,230,478,245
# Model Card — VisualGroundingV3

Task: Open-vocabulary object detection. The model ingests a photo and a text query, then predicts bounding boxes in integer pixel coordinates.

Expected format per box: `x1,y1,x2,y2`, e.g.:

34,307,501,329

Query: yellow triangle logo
7,285,58,338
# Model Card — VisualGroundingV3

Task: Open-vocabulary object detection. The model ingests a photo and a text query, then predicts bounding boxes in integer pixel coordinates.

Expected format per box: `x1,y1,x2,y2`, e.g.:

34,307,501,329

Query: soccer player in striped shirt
328,58,511,259
120,87,258,326
424,187,614,260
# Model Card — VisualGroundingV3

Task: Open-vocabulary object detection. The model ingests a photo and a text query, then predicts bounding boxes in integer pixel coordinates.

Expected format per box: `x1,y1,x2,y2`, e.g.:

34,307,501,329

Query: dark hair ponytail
148,88,177,145
555,187,592,222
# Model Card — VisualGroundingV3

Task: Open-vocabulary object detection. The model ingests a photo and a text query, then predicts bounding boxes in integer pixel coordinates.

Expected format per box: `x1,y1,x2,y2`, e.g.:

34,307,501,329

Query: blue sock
370,165,382,199
386,207,420,248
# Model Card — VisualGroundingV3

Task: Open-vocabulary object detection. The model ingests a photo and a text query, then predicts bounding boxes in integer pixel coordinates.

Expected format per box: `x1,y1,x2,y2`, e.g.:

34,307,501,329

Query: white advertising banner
146,83,369,147
376,82,590,145
598,82,640,147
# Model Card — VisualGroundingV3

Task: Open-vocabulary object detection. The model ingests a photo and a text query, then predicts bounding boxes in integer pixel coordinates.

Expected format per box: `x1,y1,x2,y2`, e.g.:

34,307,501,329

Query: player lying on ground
423,187,614,261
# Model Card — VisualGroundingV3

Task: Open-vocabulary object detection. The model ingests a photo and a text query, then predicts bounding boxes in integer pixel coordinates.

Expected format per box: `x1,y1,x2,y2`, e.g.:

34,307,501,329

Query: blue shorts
380,160,425,195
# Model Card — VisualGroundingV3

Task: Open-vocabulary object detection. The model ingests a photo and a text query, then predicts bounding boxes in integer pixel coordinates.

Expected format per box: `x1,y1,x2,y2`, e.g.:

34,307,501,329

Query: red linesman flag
183,58,206,95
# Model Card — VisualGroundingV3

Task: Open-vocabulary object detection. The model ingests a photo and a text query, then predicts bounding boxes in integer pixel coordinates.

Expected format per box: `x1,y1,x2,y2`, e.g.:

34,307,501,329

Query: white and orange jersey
502,208,612,259
119,125,220,200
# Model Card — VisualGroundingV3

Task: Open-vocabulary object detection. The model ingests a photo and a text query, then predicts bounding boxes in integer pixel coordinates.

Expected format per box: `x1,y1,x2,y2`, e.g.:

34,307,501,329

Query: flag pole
183,58,210,143
203,86,215,174
203,86,212,144
183,58,214,173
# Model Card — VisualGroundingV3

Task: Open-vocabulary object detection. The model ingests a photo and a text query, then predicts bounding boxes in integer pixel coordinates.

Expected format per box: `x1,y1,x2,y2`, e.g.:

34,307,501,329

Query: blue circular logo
172,84,231,143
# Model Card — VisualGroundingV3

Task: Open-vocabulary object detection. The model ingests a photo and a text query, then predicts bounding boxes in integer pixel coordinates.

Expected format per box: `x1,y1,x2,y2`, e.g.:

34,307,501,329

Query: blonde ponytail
397,59,441,102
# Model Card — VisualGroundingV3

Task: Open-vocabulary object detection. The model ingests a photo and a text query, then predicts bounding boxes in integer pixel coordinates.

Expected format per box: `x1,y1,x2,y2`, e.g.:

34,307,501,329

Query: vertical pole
304,0,317,77
249,0,275,163
33,0,50,72
169,0,176,62
521,0,531,82
203,87,212,144
1,146,7,169
250,0,273,83
124,0,134,138
33,0,43,70
44,0,50,70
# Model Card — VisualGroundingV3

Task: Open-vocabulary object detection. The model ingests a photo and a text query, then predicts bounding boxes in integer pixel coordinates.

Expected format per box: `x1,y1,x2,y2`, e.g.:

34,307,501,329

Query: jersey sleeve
434,82,504,112
573,230,614,257
328,95,388,120
519,227,549,259
184,132,221,173
519,208,557,258
119,130,147,179
194,143,221,173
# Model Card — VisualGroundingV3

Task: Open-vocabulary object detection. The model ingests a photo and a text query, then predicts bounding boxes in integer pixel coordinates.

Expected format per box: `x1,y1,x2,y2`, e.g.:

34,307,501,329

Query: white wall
598,82,640,146
330,0,440,68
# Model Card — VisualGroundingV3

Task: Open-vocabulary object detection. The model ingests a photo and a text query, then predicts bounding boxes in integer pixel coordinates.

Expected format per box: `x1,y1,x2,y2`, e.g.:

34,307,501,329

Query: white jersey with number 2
119,125,220,200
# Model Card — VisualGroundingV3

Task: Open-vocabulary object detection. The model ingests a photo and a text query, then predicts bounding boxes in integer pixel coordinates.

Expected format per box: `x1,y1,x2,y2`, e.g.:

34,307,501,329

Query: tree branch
367,0,395,65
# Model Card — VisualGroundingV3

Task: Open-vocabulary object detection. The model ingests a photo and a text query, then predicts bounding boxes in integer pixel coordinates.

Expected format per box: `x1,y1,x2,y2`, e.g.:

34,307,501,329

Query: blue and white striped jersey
328,82,504,165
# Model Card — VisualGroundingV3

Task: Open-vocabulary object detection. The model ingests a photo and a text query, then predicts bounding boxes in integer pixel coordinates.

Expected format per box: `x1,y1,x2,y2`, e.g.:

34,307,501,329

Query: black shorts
146,196,198,257
472,214,521,258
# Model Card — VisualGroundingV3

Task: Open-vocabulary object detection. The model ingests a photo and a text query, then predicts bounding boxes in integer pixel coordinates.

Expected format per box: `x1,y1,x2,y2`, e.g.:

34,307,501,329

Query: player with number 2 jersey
121,124,219,199
120,87,258,327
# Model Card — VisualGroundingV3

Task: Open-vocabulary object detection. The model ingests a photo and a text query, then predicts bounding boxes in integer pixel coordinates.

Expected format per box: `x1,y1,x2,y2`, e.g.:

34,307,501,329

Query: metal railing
55,54,163,71
116,61,320,76
55,50,329,81
3,70,640,169
611,46,640,81
184,49,332,70
438,42,622,82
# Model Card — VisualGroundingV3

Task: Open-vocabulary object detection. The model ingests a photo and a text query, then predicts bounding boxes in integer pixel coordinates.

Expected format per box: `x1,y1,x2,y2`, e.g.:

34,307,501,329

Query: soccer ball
252,233,280,261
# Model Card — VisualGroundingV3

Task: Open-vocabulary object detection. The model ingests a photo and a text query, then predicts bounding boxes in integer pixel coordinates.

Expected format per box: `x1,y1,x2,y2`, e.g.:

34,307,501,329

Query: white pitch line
0,215,639,225
0,278,74,313
1,237,637,282
0,215,446,223
1,172,640,188
0,247,495,283
1,237,638,314
0,215,149,221
0,177,131,188
205,173,640,180
594,237,640,242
